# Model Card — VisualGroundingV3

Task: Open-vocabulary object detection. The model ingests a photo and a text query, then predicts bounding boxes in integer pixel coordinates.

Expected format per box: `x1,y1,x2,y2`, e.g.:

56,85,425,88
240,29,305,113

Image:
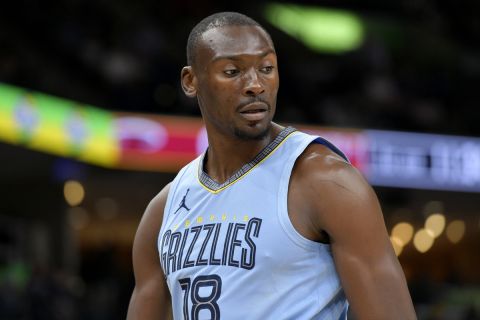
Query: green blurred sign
265,3,364,53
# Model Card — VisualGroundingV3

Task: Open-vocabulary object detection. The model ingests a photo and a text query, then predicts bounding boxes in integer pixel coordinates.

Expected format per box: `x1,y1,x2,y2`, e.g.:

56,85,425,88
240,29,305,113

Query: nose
243,69,265,96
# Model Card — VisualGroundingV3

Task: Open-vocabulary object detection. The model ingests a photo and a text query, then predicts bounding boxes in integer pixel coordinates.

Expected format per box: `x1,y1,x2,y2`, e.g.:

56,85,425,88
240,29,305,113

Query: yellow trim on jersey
197,130,298,194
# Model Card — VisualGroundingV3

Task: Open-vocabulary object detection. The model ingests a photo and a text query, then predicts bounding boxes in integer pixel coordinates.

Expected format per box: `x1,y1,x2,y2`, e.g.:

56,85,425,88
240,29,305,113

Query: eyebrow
211,49,276,62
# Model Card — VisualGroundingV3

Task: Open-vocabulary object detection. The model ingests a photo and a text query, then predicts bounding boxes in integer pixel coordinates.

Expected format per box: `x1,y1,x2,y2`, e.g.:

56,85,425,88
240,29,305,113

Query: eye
224,69,239,76
260,66,274,73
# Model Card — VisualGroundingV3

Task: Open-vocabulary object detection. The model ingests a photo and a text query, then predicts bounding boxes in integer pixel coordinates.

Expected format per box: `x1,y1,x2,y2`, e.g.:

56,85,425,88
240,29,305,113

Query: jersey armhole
312,136,350,163
162,163,192,224
277,134,349,250
158,161,194,250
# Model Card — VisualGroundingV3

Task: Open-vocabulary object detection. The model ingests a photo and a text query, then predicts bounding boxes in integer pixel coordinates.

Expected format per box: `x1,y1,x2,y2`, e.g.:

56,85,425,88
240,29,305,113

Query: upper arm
127,183,172,320
293,145,416,320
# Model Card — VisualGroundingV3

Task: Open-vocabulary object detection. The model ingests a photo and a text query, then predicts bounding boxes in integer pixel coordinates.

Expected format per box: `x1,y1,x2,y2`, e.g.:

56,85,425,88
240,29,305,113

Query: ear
181,66,197,98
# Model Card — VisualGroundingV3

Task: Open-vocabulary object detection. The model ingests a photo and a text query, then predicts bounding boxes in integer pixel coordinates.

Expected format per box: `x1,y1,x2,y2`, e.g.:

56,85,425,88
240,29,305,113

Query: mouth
238,102,269,122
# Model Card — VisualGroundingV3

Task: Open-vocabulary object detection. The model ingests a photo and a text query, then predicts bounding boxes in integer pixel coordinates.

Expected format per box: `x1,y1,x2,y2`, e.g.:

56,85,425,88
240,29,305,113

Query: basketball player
127,12,417,320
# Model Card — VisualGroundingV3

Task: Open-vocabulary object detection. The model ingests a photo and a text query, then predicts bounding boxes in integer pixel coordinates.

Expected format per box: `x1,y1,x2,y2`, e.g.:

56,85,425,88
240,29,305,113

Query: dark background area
1,0,480,136
0,0,479,319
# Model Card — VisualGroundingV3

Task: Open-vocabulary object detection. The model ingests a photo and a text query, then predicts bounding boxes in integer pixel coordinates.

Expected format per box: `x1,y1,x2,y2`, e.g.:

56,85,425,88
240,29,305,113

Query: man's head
181,12,279,141
186,12,273,67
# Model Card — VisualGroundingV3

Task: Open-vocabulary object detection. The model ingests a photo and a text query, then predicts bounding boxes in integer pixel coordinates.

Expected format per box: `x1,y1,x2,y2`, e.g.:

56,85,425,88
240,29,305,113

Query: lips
238,101,268,113
238,102,268,122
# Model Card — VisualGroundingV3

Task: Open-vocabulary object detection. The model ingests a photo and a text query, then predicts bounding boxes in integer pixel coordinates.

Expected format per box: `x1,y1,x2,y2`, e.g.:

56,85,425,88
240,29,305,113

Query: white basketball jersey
158,127,349,320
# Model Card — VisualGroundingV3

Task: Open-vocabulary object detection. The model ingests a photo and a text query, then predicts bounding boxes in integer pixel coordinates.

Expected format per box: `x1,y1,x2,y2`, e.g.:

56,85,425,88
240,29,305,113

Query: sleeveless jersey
158,127,349,320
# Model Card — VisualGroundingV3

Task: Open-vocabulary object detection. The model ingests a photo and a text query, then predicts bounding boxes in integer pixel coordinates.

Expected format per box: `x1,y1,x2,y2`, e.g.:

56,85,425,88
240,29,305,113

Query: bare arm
127,183,172,320
290,145,416,320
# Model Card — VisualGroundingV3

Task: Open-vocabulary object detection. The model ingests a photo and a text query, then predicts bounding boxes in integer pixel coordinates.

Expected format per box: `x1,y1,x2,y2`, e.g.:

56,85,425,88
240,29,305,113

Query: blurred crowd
0,248,132,320
1,0,479,135
1,0,479,319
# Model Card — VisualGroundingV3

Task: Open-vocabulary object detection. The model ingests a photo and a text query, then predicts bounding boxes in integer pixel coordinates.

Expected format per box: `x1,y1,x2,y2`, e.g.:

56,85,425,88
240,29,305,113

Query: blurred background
0,0,479,319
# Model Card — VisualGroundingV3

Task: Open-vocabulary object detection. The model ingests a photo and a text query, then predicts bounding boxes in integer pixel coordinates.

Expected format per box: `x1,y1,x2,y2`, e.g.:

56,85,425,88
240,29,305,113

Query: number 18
179,274,222,320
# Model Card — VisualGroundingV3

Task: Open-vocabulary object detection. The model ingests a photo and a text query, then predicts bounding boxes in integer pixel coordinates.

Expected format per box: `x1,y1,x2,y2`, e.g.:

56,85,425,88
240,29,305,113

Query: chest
159,182,298,278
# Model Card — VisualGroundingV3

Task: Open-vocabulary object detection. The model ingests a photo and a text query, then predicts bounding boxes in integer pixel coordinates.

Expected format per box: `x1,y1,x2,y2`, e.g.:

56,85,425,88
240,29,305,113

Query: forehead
197,25,275,63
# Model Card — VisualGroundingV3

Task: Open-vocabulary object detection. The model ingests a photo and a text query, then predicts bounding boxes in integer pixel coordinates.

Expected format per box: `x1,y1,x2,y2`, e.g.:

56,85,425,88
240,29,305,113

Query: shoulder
290,143,380,235
134,183,172,249
144,183,172,226
132,182,171,279
292,142,362,191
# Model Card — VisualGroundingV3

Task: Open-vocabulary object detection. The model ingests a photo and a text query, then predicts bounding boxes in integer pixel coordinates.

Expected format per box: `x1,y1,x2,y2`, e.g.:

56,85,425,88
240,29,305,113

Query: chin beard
233,125,270,141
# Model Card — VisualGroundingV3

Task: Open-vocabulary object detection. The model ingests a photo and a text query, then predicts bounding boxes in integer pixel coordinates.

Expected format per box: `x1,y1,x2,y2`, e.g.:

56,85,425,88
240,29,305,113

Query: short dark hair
186,12,272,66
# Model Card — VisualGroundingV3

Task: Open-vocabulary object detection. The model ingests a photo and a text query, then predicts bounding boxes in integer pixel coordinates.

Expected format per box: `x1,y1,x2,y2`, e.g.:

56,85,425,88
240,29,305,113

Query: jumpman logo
174,189,190,214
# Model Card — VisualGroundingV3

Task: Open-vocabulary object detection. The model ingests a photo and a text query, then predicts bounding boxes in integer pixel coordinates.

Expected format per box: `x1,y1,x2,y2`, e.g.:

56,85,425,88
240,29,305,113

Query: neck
204,122,283,183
